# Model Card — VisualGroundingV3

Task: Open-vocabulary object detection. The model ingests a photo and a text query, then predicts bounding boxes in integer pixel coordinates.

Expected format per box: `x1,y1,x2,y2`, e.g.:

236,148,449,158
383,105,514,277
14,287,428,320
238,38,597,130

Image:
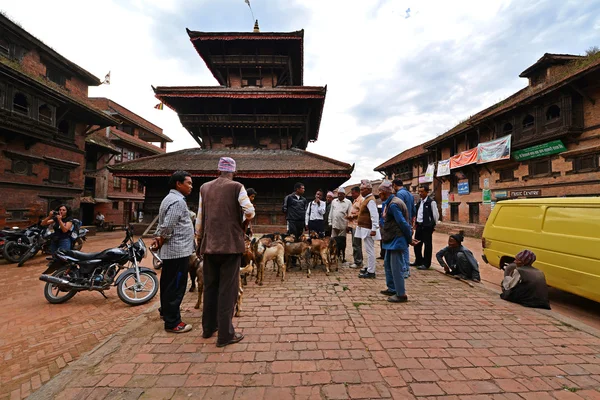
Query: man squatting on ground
196,157,255,346
356,180,380,279
153,171,195,333
501,249,551,309
378,181,412,303
436,233,481,282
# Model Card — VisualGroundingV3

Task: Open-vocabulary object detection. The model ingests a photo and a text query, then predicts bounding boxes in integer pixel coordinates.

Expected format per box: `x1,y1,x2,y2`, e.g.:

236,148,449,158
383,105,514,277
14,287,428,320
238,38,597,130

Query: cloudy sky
2,0,599,183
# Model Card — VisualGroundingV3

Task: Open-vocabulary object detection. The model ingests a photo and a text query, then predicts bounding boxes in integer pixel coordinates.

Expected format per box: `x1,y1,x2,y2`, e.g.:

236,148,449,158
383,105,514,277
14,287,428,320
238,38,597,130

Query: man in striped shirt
196,157,255,347
153,170,195,333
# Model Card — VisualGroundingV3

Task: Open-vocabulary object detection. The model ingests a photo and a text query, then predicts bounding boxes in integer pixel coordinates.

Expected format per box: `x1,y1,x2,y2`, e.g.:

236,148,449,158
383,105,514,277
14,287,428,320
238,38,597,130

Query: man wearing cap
196,157,255,347
329,187,352,237
378,180,412,302
153,170,195,333
283,183,308,242
500,250,550,309
346,186,364,269
435,233,481,282
355,180,380,279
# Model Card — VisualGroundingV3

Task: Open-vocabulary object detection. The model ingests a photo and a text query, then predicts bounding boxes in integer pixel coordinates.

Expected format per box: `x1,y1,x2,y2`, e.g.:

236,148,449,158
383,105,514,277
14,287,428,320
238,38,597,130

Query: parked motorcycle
39,226,158,306
16,219,87,267
2,224,43,263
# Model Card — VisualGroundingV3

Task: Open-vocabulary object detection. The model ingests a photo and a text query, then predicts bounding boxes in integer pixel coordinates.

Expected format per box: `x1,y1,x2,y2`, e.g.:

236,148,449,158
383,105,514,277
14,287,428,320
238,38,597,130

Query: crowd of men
150,160,551,348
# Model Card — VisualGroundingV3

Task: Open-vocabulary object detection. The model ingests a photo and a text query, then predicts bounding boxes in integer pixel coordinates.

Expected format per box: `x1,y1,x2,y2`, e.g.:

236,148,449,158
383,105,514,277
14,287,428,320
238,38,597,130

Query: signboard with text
512,140,566,161
477,135,511,164
509,189,542,198
457,181,470,195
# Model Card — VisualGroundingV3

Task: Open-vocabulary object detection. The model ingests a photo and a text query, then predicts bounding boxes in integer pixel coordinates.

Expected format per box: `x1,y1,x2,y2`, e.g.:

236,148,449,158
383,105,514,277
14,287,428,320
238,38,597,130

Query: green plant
562,385,580,393
342,286,349,291
353,302,367,309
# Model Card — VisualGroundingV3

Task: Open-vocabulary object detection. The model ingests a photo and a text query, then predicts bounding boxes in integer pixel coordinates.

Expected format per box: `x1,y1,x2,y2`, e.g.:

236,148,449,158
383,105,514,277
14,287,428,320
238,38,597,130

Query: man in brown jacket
196,157,255,347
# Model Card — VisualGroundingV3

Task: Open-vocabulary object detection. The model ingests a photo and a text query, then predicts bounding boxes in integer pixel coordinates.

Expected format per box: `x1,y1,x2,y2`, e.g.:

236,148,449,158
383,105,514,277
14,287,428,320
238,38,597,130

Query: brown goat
283,235,312,277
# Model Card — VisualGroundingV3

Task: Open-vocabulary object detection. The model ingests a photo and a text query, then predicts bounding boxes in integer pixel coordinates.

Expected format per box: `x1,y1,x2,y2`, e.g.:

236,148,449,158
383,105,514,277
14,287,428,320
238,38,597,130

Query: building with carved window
0,14,116,228
376,52,600,236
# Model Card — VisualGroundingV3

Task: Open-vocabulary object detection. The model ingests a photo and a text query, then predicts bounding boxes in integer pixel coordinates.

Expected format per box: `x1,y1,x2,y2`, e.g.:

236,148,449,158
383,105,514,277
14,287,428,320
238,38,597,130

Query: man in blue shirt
392,179,415,278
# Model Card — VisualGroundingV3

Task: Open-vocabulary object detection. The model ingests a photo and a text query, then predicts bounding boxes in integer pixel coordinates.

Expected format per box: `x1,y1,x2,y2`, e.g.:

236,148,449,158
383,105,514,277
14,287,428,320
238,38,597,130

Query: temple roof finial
253,20,260,33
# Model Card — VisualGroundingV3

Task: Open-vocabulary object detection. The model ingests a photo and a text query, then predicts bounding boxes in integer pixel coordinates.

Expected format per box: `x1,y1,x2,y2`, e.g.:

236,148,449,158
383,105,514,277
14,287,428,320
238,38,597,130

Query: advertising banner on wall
458,181,470,195
450,148,478,169
482,189,492,204
512,140,567,161
424,164,435,182
477,135,511,164
437,159,451,177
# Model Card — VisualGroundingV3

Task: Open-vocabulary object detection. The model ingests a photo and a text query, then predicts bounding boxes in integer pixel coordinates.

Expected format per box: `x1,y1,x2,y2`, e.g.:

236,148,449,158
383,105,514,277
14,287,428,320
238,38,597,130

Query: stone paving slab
28,252,600,400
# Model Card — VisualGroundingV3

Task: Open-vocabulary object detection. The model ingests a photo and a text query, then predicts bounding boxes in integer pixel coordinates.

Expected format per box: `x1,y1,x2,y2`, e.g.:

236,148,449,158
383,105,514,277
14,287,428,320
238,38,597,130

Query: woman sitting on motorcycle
41,205,73,253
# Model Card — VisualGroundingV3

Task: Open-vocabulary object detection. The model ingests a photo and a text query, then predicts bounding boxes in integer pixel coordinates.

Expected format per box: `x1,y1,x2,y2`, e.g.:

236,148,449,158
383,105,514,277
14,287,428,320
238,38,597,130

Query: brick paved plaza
18,237,600,400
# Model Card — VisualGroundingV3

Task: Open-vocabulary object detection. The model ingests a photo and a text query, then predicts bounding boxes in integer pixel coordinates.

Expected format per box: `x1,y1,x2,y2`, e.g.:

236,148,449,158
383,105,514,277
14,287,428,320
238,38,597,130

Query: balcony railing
210,55,289,66
181,113,306,127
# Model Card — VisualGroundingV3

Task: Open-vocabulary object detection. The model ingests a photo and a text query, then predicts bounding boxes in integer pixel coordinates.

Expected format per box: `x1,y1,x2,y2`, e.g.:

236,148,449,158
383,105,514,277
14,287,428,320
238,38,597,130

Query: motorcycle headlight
136,238,147,259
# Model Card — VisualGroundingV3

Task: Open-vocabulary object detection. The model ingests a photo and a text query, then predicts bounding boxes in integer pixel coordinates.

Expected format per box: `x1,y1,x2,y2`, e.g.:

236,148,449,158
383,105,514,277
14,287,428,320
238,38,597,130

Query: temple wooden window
10,159,33,176
13,92,29,116
450,203,459,222
120,125,134,135
522,114,535,130
6,209,27,221
48,167,69,184
546,105,560,121
241,77,262,87
467,134,478,149
572,154,599,173
38,104,54,125
112,201,120,210
468,169,479,190
46,65,66,87
57,120,72,138
113,177,122,190
469,203,480,224
126,179,134,192
503,123,513,134
0,83,5,109
529,158,552,176
126,151,134,161
138,182,144,193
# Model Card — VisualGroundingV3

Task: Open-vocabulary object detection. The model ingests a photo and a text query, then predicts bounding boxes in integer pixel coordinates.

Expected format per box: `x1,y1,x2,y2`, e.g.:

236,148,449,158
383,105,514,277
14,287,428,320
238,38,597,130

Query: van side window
493,206,543,231
543,207,600,239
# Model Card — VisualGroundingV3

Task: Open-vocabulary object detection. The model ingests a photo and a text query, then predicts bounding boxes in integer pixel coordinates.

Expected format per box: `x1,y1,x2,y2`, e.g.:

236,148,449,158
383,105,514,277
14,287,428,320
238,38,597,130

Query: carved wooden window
13,92,29,116
546,105,560,121
38,104,54,125
6,209,27,221
113,201,120,210
0,37,9,57
498,168,514,182
468,169,479,190
573,154,599,173
126,179,134,192
503,123,513,134
113,177,122,189
46,65,66,86
0,83,5,109
11,159,33,176
57,120,72,137
138,182,144,193
49,167,69,184
522,114,534,129
529,159,551,176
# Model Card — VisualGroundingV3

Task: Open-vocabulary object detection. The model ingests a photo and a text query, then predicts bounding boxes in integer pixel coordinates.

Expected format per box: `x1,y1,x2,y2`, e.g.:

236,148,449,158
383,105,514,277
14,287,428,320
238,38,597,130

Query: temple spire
253,19,260,33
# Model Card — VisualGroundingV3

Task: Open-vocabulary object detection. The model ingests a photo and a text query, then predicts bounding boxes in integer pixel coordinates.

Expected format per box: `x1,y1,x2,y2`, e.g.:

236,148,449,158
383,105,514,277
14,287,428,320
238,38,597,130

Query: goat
255,240,285,286
307,231,332,275
283,235,312,277
236,263,253,316
242,236,255,285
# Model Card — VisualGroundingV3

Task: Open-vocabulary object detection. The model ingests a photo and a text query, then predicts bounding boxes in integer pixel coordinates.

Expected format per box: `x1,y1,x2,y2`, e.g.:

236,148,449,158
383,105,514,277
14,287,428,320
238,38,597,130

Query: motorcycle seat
60,249,104,260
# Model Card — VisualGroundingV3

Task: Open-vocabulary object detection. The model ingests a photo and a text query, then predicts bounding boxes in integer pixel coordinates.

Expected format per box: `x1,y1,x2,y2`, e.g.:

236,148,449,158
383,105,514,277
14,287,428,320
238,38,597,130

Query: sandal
216,332,244,348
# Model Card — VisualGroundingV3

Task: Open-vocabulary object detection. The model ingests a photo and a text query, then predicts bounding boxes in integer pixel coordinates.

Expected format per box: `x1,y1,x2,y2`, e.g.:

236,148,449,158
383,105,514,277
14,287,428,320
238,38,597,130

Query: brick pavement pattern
27,244,600,399
0,232,158,399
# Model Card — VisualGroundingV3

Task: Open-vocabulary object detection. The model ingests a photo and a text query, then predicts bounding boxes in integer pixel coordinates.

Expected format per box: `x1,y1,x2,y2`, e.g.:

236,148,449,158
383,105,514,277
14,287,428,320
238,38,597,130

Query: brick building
81,98,171,226
376,52,600,236
0,14,117,228
111,23,353,232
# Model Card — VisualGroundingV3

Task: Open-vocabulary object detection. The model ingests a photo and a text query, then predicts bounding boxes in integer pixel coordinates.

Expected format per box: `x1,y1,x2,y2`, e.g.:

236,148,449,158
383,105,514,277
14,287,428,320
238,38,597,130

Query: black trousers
287,220,304,240
414,224,434,268
307,219,325,236
202,254,241,344
160,256,189,329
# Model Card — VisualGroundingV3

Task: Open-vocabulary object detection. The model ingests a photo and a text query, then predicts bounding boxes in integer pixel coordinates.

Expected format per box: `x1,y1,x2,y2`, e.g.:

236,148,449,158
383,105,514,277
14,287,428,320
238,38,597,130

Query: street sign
494,190,508,199
458,181,470,195
512,140,567,161
509,189,542,197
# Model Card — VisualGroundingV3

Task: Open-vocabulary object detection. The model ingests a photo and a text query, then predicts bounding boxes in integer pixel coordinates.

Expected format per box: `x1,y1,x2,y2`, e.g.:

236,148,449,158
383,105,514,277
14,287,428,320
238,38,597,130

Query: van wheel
499,256,514,270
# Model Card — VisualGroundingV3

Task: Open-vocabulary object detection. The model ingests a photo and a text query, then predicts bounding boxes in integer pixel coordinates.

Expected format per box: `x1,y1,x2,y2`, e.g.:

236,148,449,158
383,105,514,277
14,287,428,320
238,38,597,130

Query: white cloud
2,0,598,187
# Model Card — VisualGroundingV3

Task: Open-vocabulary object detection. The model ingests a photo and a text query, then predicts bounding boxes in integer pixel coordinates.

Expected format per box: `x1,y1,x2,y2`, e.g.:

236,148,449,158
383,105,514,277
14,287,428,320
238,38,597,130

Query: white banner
437,159,451,177
423,163,435,183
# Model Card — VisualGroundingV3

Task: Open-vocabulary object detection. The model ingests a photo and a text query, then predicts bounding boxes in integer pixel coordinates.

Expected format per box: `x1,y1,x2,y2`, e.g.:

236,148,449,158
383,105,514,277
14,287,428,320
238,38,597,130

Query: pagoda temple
111,22,353,231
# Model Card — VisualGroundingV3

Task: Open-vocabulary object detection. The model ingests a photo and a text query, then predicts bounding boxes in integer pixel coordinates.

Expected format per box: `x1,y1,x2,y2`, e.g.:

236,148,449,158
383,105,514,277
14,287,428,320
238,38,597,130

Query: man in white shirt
305,190,326,235
328,188,352,237
413,185,439,270
355,180,380,279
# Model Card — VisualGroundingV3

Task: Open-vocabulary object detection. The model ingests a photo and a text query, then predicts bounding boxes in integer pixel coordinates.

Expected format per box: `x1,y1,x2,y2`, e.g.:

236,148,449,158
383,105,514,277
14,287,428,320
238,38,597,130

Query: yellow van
482,197,600,303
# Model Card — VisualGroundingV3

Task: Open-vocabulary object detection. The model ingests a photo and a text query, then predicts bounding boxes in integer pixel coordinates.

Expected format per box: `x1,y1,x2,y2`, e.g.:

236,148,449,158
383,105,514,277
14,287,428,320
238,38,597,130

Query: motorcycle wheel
44,267,77,304
17,245,40,267
152,257,162,270
3,241,25,264
72,238,83,251
117,270,159,306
